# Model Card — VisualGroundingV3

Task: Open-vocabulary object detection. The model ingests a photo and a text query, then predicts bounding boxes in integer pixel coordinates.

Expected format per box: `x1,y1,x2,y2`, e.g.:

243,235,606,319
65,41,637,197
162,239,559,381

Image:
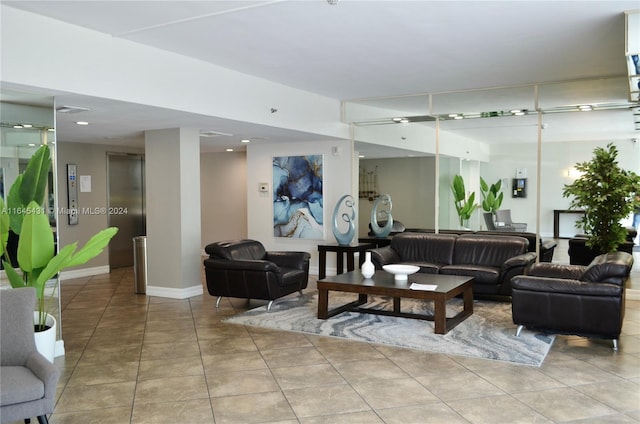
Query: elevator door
107,153,145,268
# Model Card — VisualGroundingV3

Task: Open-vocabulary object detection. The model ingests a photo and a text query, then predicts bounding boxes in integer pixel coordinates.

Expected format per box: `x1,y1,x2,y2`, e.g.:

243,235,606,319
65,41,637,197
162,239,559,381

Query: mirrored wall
347,76,639,256
1,89,61,342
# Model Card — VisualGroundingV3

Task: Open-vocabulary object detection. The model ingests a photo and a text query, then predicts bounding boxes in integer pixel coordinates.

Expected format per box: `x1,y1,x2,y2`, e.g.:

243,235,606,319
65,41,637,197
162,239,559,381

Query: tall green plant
451,175,477,227
480,177,504,213
0,145,118,329
562,143,640,253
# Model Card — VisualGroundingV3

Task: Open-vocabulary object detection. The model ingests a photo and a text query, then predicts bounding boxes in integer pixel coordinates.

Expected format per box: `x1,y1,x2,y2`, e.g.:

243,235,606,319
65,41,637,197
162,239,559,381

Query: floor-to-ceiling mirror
1,89,61,350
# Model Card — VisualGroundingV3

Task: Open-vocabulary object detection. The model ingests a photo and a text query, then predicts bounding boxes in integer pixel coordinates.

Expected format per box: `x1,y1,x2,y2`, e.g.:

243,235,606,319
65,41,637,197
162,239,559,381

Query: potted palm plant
1,145,118,358
563,143,640,254
451,175,477,228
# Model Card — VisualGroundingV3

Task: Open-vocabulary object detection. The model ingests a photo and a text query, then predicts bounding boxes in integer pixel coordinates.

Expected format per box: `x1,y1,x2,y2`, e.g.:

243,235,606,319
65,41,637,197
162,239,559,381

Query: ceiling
2,0,639,156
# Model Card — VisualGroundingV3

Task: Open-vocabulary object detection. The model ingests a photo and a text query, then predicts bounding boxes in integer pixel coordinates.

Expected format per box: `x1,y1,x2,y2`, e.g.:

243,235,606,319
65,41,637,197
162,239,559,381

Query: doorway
107,153,145,268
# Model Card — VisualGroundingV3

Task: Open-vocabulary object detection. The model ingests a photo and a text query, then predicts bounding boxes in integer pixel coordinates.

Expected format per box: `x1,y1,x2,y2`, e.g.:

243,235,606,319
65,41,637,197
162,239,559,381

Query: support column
144,128,202,298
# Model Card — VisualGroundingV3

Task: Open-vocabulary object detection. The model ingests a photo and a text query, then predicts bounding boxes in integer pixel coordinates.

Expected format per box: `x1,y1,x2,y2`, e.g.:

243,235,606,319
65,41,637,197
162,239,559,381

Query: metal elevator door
107,153,145,269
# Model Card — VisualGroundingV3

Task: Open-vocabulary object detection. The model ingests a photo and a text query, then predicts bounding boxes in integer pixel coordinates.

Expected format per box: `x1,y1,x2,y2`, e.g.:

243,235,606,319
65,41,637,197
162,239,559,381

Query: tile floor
30,241,640,423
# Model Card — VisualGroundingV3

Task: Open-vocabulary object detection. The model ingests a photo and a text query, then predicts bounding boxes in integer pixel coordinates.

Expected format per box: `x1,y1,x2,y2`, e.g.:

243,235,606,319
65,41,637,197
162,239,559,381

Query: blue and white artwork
273,155,323,239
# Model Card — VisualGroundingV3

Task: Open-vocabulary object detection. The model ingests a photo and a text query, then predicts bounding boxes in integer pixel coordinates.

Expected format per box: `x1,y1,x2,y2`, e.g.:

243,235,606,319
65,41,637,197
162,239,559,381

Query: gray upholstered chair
1,288,60,424
495,209,527,231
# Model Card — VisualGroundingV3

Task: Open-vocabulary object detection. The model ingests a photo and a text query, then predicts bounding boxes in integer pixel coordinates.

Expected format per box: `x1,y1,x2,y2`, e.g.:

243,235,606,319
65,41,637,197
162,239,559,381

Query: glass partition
1,89,60,344
347,75,638,256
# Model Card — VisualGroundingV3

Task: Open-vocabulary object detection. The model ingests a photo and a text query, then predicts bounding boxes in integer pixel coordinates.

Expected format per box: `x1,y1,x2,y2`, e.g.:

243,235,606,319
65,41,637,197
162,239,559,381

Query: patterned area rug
225,292,555,367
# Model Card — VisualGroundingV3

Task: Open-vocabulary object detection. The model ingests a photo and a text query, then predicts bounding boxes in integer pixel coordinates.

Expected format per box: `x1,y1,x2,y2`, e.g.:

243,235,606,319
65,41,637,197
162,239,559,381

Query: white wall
246,139,355,276
200,151,248,247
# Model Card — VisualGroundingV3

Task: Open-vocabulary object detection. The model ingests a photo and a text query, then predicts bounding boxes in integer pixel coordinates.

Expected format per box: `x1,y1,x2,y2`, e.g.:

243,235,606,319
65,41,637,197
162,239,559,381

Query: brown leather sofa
511,251,633,350
568,228,637,265
404,228,557,262
368,232,536,300
204,239,310,310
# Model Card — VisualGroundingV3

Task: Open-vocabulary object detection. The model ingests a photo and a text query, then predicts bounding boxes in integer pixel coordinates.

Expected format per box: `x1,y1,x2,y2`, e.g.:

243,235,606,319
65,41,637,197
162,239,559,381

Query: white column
144,128,202,298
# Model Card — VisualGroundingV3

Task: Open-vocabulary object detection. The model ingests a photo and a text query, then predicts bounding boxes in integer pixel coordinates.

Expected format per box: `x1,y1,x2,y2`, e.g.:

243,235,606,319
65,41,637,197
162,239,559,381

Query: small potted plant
563,143,640,254
480,177,504,214
1,145,117,358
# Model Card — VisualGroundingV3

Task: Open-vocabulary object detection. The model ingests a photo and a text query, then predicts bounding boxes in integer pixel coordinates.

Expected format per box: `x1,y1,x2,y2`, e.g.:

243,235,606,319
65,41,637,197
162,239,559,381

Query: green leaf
7,174,25,234
35,243,78,289
17,201,55,272
0,197,9,254
19,145,51,207
65,227,119,268
2,260,26,288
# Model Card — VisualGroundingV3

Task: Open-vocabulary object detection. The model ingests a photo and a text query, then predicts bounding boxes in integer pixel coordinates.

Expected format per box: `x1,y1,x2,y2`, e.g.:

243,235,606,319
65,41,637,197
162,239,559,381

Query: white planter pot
33,312,56,363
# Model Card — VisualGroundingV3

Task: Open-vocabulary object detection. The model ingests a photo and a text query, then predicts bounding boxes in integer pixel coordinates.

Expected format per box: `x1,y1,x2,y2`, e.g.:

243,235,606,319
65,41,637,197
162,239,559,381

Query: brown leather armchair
204,239,310,310
511,252,633,350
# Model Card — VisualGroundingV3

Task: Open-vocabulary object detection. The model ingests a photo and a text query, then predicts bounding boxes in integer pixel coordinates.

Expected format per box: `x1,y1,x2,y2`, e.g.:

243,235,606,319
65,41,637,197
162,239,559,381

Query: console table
317,242,375,280
553,209,585,239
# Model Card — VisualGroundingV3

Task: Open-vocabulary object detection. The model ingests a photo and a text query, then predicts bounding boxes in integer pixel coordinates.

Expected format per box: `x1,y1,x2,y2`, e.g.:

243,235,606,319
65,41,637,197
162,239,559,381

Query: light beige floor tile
202,351,268,374
66,362,138,386
140,340,201,361
299,410,384,423
271,363,345,390
353,377,439,409
211,391,296,423
251,331,313,350
331,357,408,383
131,398,214,424
78,344,142,365
198,335,259,354
447,394,553,424
134,375,209,404
513,386,618,422
572,379,640,412
207,368,280,397
416,370,505,401
51,406,133,423
137,355,204,380
376,403,471,424
473,365,566,393
261,346,328,369
55,382,136,412
283,385,371,418
308,336,385,363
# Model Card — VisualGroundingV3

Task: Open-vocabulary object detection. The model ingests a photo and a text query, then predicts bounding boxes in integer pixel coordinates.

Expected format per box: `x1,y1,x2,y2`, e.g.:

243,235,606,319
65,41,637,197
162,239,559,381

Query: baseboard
59,265,110,280
55,339,65,358
146,284,203,299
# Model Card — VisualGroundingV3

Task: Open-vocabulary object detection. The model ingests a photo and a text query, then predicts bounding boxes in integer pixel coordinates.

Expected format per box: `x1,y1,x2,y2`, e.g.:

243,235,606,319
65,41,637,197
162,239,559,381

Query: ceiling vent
56,105,91,114
200,130,233,138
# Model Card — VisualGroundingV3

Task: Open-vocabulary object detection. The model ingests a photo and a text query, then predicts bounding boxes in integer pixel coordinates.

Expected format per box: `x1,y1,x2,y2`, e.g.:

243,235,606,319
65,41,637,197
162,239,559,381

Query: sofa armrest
369,246,400,270
265,251,311,270
204,258,280,273
511,275,623,297
502,252,536,271
526,262,586,279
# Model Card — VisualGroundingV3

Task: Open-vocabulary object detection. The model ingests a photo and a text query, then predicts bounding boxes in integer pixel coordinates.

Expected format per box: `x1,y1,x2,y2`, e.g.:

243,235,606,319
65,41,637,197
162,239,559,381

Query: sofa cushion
580,252,634,284
390,233,456,265
452,235,528,267
440,264,500,284
206,239,266,260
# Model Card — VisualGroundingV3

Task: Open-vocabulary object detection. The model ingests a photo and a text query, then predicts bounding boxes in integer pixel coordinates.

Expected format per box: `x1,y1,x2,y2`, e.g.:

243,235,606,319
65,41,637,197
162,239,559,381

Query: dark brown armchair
203,239,310,311
511,252,633,350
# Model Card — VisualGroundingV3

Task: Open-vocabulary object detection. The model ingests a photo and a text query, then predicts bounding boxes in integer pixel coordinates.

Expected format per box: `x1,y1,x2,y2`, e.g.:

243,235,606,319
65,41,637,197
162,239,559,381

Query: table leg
336,252,344,275
346,252,355,272
319,251,327,280
318,288,329,319
393,297,401,313
433,298,446,334
463,286,473,315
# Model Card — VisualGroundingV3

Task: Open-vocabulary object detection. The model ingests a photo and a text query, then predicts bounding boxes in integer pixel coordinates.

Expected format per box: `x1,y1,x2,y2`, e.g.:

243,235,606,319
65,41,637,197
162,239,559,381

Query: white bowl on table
382,264,420,281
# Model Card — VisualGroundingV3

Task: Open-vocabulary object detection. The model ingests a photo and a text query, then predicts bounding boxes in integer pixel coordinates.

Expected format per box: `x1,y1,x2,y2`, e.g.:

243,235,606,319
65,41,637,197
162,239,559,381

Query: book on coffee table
409,283,437,291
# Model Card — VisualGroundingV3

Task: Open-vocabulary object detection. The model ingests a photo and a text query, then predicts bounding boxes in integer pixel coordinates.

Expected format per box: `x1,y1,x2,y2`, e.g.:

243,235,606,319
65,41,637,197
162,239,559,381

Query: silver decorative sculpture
370,194,393,238
331,194,356,245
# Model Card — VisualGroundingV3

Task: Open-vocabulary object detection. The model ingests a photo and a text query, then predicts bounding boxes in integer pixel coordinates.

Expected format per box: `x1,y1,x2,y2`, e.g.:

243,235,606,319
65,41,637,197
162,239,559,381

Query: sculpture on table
331,194,356,245
370,194,393,238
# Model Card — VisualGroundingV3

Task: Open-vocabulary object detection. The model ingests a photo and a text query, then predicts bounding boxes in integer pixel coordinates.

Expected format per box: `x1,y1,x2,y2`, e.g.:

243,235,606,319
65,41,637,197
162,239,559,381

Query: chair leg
298,289,303,296
515,325,524,337
613,339,619,351
215,296,222,308
25,419,31,424
267,300,274,311
37,416,49,424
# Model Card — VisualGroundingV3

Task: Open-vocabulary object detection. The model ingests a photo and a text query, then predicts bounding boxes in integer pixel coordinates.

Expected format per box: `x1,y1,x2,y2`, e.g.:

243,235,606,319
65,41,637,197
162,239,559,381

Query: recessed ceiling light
13,125,23,129
578,105,593,111
56,105,90,114
226,148,234,152
392,117,403,122
399,118,410,123
23,124,33,128
448,114,458,118
75,121,89,125
454,115,464,120
28,143,36,147
241,139,250,143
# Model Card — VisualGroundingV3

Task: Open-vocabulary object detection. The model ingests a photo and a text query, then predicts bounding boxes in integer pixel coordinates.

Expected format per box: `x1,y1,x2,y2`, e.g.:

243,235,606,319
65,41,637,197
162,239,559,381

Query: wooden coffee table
317,271,474,334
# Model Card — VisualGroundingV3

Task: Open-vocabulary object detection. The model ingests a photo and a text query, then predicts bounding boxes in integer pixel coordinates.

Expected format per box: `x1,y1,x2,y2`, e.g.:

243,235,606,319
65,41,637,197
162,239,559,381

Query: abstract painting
273,155,323,239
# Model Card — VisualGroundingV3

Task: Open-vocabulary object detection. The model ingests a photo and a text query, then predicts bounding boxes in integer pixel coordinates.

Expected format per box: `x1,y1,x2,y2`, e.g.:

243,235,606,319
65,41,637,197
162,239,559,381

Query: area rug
225,292,555,367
